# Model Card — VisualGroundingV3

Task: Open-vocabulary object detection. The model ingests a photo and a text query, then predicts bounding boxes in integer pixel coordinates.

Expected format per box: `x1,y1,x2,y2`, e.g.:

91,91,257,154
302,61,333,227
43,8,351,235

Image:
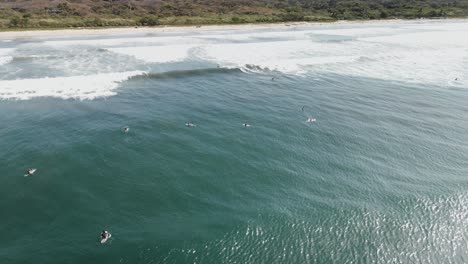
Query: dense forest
1,0,468,29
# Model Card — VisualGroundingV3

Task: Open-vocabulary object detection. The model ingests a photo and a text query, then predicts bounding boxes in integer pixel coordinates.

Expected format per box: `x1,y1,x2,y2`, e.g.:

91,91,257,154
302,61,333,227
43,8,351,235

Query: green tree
380,10,388,18
9,16,21,27
138,16,160,26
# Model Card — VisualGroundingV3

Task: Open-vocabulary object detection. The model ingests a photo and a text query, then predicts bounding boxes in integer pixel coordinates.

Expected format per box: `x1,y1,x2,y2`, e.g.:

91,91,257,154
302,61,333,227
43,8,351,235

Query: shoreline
0,18,466,40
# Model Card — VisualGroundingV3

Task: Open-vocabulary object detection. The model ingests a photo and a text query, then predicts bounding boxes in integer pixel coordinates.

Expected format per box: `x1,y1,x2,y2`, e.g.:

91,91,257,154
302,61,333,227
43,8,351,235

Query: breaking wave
0,56,13,66
0,71,144,100
2,20,467,101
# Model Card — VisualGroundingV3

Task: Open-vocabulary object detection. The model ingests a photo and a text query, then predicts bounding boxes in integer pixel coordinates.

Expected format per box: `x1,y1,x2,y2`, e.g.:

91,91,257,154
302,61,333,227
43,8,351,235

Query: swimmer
123,127,129,133
186,122,196,127
100,230,111,244
306,118,316,123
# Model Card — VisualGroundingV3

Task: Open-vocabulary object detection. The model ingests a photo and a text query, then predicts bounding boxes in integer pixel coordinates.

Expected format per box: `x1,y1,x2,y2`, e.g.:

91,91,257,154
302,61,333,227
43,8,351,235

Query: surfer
101,230,111,244
25,168,36,176
243,123,251,127
123,127,129,133
306,118,316,123
186,122,196,127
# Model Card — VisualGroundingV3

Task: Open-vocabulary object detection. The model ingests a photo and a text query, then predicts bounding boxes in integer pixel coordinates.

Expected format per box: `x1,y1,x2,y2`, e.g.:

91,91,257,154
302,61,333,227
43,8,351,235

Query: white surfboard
24,168,36,177
101,233,112,244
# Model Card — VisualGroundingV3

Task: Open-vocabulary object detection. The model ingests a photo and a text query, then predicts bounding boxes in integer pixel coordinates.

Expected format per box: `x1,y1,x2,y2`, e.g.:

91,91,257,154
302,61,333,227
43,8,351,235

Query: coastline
0,18,467,40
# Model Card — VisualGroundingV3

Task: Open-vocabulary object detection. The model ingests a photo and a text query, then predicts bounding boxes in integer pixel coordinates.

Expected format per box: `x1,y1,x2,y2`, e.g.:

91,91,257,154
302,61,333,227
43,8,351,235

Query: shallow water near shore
0,20,467,263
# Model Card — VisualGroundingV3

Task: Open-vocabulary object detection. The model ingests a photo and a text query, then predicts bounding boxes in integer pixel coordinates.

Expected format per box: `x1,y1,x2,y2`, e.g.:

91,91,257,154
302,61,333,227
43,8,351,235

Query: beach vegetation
0,0,467,29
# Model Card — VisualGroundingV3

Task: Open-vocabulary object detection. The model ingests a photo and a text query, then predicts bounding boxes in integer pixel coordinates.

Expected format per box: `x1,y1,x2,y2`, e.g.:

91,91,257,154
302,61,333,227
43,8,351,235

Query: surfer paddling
242,123,251,127
100,230,111,244
306,118,316,123
123,127,130,133
24,168,36,177
185,122,196,127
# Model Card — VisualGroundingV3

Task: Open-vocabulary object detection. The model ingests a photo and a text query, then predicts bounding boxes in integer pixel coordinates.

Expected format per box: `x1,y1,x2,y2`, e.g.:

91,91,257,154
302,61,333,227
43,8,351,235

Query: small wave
0,71,144,100
133,67,237,80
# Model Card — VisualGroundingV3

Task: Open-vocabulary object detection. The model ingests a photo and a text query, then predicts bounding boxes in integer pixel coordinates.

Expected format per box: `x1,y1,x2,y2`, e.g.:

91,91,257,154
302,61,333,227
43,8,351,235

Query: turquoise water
1,21,468,263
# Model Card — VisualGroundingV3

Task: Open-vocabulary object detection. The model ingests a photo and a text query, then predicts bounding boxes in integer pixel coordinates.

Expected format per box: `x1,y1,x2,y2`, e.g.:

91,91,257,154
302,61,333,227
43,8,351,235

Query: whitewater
0,20,467,100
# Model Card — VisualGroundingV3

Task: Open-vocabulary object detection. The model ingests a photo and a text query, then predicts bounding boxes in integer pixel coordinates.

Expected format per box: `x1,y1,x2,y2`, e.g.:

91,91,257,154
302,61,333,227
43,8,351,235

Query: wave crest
0,71,144,100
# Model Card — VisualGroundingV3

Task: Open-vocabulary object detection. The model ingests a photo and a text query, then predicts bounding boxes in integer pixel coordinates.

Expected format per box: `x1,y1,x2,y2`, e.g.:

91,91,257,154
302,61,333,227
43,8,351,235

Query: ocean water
0,20,467,263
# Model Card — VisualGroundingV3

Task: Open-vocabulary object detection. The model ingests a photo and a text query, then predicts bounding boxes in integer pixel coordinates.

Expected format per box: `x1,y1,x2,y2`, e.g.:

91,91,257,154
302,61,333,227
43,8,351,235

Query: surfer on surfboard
242,123,251,127
123,127,129,133
24,168,36,177
100,230,111,244
186,122,196,127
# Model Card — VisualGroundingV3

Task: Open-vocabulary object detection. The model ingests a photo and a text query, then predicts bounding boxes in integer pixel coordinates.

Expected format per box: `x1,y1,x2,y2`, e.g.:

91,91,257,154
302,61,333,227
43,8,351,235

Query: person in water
306,118,316,123
123,127,129,133
101,230,110,240
186,122,195,127
26,169,35,175
243,123,251,127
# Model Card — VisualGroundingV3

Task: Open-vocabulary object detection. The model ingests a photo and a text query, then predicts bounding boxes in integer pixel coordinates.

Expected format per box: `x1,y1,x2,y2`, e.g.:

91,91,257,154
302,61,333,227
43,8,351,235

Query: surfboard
101,233,111,244
24,168,36,177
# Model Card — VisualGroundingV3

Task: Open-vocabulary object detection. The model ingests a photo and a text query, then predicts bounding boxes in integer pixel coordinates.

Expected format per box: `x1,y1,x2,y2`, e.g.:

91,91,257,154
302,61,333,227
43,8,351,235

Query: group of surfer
123,123,256,129
119,103,316,133
24,106,316,244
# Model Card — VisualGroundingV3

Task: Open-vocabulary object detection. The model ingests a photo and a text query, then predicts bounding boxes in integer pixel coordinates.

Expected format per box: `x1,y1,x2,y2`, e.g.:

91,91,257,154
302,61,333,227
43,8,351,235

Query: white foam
0,48,14,66
312,27,408,37
42,36,208,48
4,21,467,95
361,31,468,48
194,30,312,41
0,71,144,100
199,40,360,74
0,56,13,65
108,45,196,63
197,27,468,87
0,48,14,56
403,21,468,31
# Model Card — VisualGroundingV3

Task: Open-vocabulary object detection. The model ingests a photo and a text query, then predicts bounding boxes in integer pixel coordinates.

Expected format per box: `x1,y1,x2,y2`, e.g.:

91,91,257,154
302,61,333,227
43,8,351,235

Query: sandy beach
0,18,464,40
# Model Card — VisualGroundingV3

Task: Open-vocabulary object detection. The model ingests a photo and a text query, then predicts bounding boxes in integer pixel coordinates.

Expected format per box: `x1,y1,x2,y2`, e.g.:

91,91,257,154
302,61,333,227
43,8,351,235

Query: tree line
0,0,467,29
